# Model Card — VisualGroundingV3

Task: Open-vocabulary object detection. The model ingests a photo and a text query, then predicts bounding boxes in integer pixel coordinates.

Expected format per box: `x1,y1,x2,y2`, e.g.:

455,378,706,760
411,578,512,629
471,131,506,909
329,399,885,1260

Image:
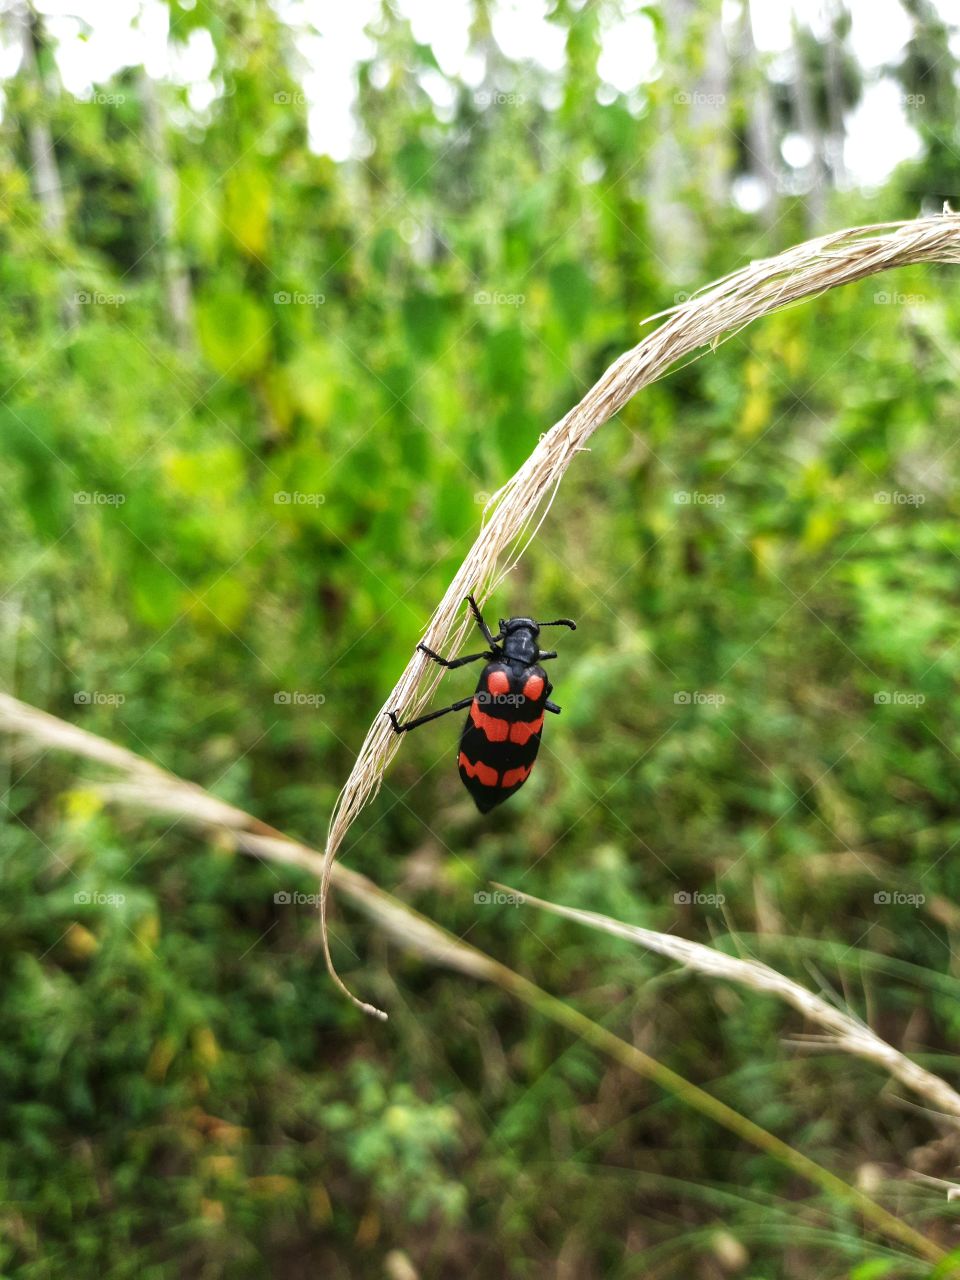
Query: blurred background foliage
3,0,960,1275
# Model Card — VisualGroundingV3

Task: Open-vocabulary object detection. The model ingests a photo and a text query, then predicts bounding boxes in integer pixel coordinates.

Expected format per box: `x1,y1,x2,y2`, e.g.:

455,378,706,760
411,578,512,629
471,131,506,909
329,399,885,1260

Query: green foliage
2,0,960,1276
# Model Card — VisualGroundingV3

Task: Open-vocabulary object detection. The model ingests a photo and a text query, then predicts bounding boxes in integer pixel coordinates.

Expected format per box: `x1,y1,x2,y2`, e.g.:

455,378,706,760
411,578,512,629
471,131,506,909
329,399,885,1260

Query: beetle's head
496,611,576,663
499,616,539,637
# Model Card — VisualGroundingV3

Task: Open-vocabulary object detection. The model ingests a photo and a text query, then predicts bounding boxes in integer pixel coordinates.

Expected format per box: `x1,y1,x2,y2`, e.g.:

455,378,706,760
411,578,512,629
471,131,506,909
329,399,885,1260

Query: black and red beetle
386,595,576,811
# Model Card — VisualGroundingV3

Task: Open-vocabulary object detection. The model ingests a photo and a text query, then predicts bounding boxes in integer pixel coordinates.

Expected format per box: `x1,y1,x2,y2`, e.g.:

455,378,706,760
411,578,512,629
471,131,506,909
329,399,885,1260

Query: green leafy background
3,1,960,1276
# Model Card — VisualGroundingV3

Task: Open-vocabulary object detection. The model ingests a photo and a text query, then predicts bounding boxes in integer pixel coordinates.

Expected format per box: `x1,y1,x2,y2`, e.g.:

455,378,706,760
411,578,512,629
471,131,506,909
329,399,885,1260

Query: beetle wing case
457,663,549,812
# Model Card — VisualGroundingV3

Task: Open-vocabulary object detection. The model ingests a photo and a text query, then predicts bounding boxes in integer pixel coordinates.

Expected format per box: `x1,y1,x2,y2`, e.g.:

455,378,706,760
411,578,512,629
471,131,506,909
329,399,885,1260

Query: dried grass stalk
322,211,960,1017
0,691,954,1259
0,692,499,984
496,883,960,1123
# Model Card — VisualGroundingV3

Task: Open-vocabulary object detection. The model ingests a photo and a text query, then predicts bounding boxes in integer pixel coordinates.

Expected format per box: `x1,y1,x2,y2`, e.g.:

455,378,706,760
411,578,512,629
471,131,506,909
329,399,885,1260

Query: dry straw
322,210,960,1018
1,689,957,1260
6,688,960,1123
495,883,960,1124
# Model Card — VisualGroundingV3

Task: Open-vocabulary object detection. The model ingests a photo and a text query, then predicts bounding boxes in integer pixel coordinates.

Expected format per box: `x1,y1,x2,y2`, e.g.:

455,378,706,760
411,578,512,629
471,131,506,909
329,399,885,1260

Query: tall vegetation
2,1,960,1275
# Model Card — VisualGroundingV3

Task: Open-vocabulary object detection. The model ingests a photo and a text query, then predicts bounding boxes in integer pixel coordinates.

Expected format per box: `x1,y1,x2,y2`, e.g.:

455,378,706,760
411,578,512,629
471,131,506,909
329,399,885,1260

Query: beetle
386,595,576,812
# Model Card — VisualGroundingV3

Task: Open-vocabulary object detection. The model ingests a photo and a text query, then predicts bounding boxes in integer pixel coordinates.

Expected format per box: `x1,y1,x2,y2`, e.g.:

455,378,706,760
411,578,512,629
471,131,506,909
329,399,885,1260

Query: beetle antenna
537,618,576,630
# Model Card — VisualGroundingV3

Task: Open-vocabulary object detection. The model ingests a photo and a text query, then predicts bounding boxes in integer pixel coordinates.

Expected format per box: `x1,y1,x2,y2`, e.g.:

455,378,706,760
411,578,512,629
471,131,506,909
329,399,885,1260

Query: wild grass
1,689,958,1266
320,210,960,1020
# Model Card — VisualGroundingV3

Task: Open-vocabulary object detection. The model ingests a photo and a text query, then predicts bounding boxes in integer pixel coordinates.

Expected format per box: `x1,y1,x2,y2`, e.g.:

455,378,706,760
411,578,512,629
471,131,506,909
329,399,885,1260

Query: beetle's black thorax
498,618,540,669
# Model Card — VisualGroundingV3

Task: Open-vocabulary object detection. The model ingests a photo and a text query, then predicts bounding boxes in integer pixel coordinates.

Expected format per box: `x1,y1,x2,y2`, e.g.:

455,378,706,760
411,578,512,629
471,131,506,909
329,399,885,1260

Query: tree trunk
739,0,781,229
823,0,848,189
140,69,192,349
15,1,77,326
648,0,731,276
789,26,828,232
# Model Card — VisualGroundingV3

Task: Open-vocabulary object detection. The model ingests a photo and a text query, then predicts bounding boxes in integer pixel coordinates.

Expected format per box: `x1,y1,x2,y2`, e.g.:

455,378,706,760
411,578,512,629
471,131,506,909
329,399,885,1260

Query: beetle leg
544,699,561,714
464,594,500,646
386,695,475,735
417,643,491,669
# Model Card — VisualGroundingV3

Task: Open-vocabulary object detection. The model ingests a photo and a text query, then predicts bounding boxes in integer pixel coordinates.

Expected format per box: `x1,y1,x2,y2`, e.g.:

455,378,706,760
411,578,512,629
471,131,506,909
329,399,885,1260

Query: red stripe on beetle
470,700,510,741
487,671,511,696
458,752,498,786
501,763,533,788
522,674,544,700
509,715,543,745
